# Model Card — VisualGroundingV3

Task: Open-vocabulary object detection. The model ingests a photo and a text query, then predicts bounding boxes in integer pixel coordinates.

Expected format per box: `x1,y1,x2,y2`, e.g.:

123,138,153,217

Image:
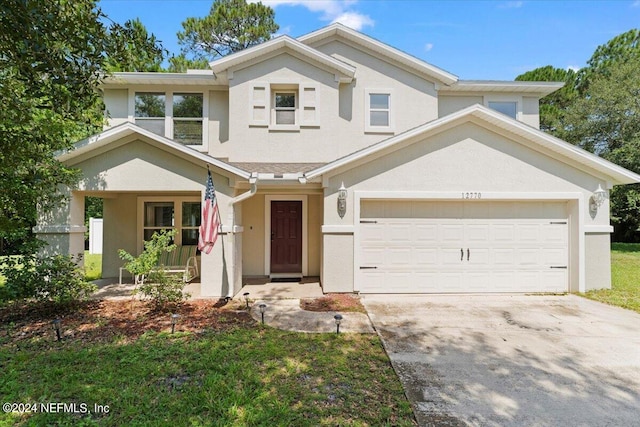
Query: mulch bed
0,299,254,346
300,293,366,313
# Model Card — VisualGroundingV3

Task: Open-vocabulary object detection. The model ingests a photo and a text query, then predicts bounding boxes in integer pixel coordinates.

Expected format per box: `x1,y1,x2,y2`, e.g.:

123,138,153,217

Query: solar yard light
52,319,62,341
334,314,343,334
259,303,267,325
171,313,180,334
243,292,250,309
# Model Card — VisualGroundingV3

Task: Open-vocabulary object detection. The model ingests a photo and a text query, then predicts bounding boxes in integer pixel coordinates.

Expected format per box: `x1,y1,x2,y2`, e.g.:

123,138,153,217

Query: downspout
225,173,258,298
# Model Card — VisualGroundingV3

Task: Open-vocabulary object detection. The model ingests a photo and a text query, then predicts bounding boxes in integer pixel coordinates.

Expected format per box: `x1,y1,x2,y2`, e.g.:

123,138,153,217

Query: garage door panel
358,201,568,293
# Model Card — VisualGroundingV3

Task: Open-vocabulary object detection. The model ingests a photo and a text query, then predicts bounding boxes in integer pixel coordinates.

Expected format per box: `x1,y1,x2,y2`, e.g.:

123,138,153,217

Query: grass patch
84,251,102,281
0,300,414,426
582,243,640,313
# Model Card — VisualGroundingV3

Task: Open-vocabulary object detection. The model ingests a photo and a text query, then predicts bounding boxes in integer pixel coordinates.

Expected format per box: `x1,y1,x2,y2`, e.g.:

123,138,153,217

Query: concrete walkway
250,299,375,334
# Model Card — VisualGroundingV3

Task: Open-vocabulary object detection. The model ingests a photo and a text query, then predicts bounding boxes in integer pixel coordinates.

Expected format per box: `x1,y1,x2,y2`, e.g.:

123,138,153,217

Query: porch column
33,188,86,265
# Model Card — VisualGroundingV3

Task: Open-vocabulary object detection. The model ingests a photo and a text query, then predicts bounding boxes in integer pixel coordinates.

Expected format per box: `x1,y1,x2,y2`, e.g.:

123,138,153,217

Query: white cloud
330,11,374,30
260,0,374,31
499,1,524,9
567,65,581,72
424,43,434,52
633,0,640,7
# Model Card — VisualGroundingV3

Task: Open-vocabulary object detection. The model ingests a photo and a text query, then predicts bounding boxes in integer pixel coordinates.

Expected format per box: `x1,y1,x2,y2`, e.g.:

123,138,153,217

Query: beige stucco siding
102,194,137,278
104,89,129,128
308,194,322,276
228,44,439,163
522,97,541,129
585,233,612,291
322,234,354,292
438,95,484,118
241,194,266,276
209,90,230,158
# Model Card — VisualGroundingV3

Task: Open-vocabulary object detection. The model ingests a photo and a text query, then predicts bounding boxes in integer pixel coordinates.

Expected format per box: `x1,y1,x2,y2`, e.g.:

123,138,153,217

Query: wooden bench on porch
119,245,199,285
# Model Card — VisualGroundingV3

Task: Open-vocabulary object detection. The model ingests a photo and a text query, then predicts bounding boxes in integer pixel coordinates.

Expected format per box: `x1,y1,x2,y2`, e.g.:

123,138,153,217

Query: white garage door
358,201,569,293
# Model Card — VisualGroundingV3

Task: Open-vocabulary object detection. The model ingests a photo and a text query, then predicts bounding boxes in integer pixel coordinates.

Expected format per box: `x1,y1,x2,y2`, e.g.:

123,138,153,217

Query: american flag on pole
198,169,220,254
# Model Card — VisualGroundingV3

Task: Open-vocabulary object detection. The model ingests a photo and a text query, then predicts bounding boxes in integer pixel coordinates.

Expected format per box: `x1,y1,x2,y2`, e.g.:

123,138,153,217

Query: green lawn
83,251,102,281
583,243,640,313
0,317,413,426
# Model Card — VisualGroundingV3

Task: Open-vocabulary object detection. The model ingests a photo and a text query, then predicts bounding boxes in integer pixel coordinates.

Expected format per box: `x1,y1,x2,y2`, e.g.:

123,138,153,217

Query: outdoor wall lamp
334,314,343,334
171,313,180,334
590,184,607,214
52,318,62,341
243,292,250,309
337,182,347,219
259,303,267,325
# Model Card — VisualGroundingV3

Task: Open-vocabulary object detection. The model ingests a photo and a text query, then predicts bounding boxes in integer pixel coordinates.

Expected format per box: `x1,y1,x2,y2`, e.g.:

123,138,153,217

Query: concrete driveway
362,295,640,427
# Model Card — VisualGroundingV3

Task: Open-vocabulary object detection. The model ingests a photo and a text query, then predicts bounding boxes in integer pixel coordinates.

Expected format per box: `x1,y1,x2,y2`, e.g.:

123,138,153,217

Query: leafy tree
177,0,278,61
516,66,578,139
104,18,167,72
0,0,108,254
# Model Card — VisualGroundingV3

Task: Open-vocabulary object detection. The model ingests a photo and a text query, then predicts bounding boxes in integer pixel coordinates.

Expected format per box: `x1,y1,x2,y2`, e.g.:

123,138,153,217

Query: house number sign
462,192,482,199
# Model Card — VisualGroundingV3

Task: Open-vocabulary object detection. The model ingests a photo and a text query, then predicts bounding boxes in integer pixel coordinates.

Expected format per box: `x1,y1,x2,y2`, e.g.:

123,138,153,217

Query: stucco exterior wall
102,194,137,278
241,194,266,276
104,89,129,128
322,234,354,292
308,194,322,276
209,90,230,158
227,43,439,163
585,233,612,291
438,95,484,118
522,96,540,129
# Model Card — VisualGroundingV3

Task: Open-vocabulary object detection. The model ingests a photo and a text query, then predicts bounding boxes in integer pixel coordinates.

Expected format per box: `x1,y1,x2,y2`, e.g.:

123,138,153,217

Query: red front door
270,201,302,274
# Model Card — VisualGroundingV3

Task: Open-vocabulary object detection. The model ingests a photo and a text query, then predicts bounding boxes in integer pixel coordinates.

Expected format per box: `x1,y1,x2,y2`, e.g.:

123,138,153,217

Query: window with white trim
133,91,207,148
173,93,203,145
365,89,394,133
249,83,319,129
488,101,518,119
140,197,201,249
135,93,165,135
274,92,296,125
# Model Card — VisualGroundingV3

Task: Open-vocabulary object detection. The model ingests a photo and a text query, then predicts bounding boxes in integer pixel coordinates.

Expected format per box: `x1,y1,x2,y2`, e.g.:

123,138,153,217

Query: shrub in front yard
0,254,96,304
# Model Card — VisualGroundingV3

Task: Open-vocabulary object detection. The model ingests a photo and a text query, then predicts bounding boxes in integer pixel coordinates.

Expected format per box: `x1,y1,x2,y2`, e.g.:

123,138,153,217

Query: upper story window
488,101,517,119
135,93,165,135
274,92,297,125
133,91,207,149
365,89,395,133
173,93,203,145
249,83,318,130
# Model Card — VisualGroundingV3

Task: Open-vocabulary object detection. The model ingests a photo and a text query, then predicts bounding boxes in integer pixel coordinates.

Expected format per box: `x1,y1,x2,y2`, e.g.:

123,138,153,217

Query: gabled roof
297,23,458,86
58,123,250,179
209,35,356,83
305,104,640,185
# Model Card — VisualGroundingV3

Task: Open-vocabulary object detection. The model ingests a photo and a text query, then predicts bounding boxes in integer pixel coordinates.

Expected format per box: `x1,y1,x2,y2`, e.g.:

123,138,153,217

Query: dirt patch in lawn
0,299,254,346
300,293,366,313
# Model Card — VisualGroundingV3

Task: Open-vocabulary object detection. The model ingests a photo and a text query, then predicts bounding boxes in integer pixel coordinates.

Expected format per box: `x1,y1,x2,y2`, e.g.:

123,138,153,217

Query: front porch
91,276,323,300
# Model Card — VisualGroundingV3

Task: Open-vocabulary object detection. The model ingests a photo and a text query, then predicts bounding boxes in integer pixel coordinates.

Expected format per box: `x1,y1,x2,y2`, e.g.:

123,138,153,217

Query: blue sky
99,0,640,80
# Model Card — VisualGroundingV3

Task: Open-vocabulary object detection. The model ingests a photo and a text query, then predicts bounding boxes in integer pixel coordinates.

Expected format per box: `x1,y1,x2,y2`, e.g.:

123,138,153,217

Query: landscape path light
259,303,267,325
52,319,62,341
171,313,180,334
243,292,250,309
334,314,343,334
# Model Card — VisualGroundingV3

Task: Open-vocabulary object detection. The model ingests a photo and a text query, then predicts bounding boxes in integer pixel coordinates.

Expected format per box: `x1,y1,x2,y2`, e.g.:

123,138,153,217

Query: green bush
136,269,190,308
0,254,96,304
119,230,189,307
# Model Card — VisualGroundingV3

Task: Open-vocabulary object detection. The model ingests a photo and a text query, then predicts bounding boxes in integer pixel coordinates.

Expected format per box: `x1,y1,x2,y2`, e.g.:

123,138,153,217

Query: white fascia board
58,123,251,179
298,23,458,85
304,104,640,185
209,35,355,80
102,72,219,87
441,80,565,96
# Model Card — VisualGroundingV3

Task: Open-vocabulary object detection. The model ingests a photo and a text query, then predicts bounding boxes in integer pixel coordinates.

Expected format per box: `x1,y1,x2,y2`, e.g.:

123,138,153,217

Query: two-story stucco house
36,23,640,297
